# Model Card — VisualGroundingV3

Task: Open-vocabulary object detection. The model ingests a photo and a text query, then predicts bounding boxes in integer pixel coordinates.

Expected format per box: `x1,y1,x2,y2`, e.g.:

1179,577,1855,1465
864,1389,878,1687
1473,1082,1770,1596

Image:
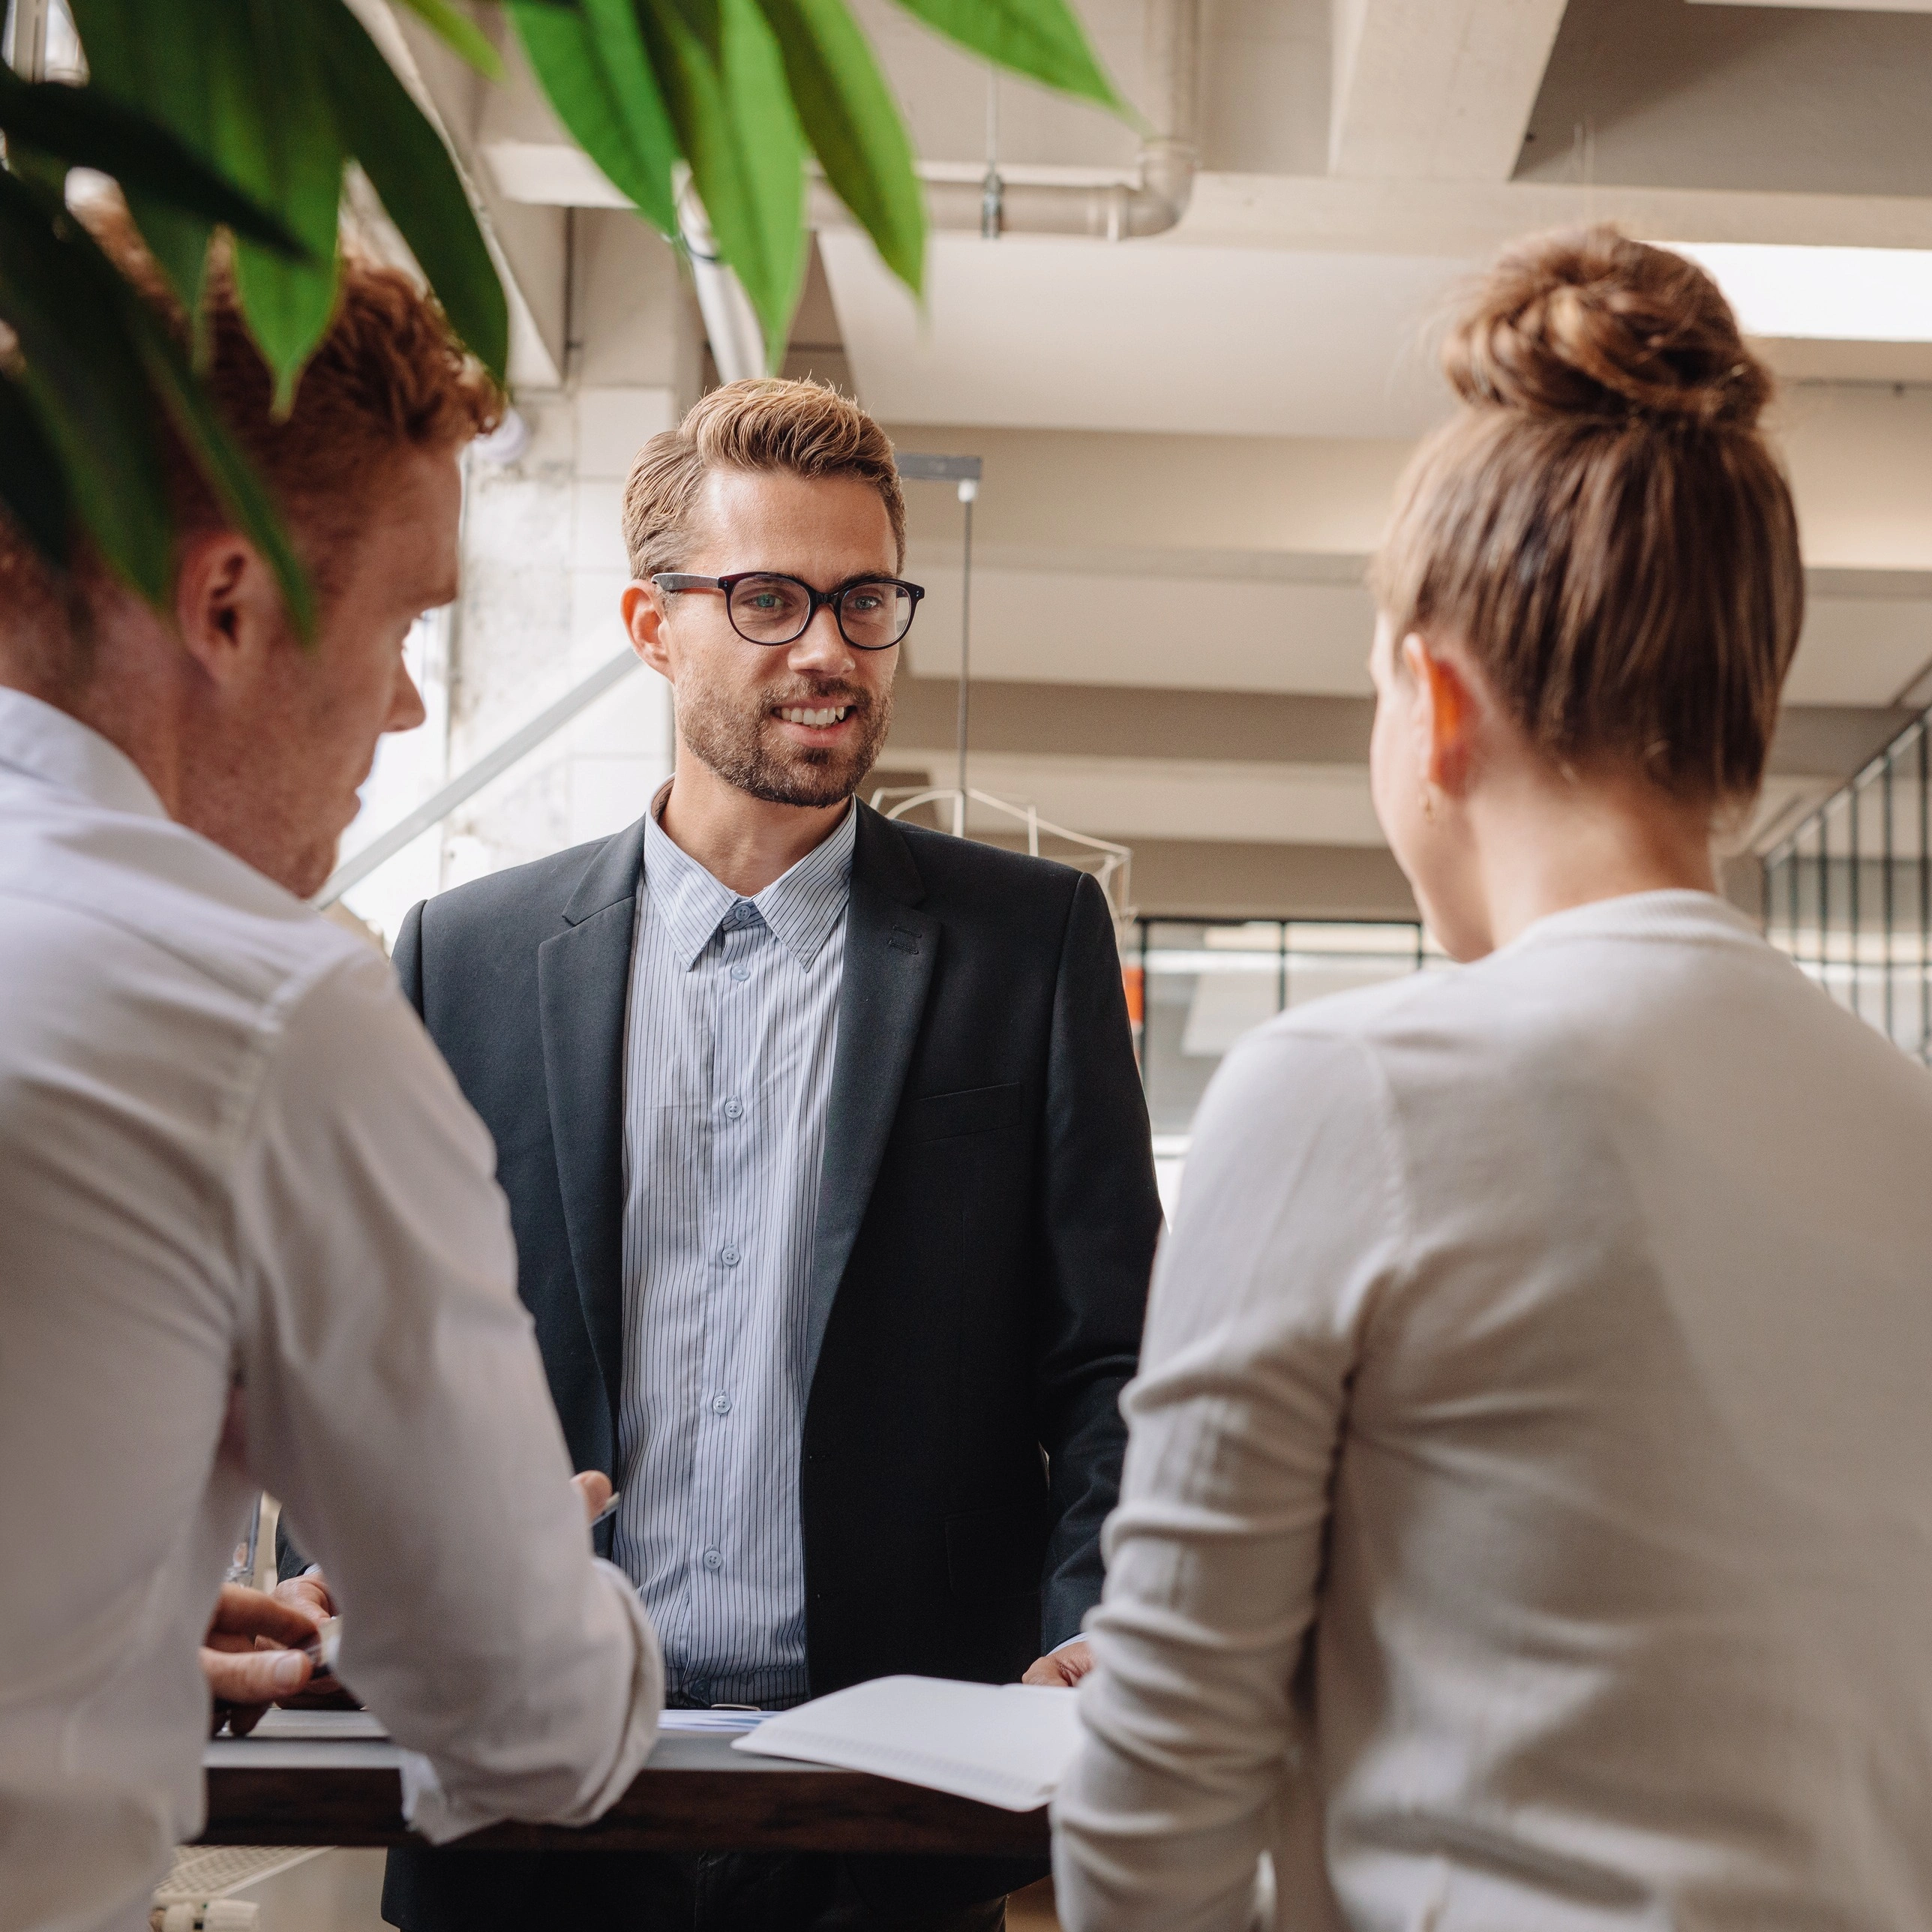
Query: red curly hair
0,200,502,695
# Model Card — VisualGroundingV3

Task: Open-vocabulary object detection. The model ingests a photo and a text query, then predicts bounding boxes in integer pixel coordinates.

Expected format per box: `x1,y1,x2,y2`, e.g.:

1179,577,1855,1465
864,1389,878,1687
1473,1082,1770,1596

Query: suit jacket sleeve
1034,871,1163,1649
392,898,428,1020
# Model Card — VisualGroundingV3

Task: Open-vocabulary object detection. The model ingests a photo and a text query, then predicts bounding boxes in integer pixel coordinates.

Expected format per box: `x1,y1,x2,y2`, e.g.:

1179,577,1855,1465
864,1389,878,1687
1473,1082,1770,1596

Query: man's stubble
677,668,894,809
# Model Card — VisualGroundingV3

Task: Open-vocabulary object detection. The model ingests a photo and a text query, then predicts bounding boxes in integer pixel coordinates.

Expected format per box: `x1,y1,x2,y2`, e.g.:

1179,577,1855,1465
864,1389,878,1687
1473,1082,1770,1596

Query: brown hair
0,204,502,692
1369,226,1803,802
621,377,906,578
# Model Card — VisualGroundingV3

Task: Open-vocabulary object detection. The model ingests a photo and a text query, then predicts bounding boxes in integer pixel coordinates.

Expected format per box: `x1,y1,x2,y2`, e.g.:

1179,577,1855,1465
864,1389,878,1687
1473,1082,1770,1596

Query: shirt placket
689,902,764,1676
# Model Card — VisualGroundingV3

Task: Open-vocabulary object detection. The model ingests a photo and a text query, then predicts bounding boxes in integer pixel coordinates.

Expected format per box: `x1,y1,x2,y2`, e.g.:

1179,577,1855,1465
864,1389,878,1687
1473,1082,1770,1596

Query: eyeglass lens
726,574,913,650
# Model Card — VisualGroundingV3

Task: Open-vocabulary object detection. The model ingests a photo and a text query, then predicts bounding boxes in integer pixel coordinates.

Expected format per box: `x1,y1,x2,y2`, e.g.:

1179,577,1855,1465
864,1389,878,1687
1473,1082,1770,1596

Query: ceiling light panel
1661,242,1932,342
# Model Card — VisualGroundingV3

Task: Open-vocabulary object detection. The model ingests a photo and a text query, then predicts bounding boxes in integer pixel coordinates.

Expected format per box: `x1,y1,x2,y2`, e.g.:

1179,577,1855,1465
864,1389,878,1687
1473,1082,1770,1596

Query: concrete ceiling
819,232,1463,437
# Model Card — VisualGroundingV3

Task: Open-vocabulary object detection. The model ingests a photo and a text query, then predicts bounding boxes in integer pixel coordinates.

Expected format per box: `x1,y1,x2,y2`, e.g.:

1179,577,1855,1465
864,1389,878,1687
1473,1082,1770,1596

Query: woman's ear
1403,632,1480,797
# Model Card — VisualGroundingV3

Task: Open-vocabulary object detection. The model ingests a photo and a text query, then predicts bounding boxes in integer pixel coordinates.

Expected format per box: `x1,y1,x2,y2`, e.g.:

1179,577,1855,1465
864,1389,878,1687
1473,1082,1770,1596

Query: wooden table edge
199,1740,1052,1856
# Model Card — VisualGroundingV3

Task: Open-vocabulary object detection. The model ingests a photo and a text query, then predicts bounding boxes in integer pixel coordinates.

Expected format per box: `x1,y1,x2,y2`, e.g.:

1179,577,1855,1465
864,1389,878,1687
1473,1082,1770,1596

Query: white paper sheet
731,1676,1081,1810
658,1708,772,1734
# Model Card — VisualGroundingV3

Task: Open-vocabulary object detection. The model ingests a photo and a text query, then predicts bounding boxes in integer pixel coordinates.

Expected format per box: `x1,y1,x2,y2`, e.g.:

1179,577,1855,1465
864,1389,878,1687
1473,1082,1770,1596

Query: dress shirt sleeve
229,944,662,1843
1034,872,1166,1649
1052,1022,1405,1932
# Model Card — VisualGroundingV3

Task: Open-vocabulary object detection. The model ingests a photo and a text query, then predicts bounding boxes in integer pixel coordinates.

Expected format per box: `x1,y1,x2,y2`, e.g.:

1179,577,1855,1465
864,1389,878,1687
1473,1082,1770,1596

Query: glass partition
1132,919,1444,1166
1764,715,1932,1064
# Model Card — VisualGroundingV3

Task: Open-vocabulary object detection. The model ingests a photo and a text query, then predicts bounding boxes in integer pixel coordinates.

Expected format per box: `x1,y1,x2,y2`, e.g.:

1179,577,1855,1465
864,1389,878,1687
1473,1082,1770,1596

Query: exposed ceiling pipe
813,0,1200,243
679,173,767,382
686,0,1198,381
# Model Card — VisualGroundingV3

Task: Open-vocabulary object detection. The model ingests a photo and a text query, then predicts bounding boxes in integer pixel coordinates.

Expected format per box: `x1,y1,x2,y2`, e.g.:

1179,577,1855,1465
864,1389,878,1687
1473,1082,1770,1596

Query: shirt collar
642,796,857,971
0,686,168,820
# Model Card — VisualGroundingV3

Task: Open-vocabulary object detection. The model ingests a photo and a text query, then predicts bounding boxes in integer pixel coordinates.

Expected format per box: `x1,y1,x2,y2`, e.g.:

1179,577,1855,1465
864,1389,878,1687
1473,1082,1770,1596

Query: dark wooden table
200,1719,1050,1857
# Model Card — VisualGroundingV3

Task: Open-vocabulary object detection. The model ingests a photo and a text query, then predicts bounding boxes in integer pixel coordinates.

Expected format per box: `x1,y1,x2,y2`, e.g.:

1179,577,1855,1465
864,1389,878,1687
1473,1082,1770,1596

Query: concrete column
440,214,702,886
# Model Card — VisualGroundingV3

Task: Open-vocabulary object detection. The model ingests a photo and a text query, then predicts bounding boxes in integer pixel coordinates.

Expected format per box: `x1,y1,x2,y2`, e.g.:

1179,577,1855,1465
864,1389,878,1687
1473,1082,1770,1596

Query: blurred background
308,0,1932,1174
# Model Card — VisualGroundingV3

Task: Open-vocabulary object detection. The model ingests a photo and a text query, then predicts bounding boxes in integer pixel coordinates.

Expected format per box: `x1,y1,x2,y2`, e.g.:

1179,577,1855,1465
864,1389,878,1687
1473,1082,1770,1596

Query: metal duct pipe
680,176,766,382
814,0,1199,242
689,0,1199,379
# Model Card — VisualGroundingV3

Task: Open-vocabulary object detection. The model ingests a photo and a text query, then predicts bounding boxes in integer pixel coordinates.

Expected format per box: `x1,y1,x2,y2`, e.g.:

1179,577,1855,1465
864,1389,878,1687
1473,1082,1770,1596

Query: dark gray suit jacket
350,802,1160,1928
392,801,1160,1688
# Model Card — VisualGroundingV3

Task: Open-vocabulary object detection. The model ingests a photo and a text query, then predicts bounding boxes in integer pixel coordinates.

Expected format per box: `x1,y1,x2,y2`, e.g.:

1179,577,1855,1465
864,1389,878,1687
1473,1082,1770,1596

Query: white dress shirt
1055,891,1932,1932
0,691,663,1932
616,802,854,1708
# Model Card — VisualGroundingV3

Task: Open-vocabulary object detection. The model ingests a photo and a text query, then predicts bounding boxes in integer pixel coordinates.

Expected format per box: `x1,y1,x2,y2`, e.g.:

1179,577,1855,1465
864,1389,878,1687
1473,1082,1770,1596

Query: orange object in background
1121,965,1144,1028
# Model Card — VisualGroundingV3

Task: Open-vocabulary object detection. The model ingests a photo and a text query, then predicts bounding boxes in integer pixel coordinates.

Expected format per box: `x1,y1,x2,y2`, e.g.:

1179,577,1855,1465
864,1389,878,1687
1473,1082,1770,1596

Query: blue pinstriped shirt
612,799,856,1707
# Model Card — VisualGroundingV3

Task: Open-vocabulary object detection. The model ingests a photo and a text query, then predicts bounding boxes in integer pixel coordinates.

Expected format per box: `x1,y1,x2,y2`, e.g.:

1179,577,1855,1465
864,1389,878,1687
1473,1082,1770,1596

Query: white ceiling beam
1689,1,1932,10
1328,0,1570,180
486,136,1932,260
1183,170,1932,254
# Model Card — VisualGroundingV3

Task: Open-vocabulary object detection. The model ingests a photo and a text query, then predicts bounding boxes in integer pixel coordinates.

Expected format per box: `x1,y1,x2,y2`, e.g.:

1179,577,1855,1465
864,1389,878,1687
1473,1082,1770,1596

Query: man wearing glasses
309,378,1161,1932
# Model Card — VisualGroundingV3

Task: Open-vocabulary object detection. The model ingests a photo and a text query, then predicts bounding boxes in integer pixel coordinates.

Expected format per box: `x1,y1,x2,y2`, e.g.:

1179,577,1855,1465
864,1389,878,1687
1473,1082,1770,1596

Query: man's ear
172,530,285,689
621,580,674,678
1402,632,1480,797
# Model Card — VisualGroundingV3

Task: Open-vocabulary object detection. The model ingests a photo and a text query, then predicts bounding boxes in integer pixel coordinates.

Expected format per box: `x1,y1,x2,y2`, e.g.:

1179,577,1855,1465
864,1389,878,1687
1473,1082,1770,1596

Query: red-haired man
0,231,664,1932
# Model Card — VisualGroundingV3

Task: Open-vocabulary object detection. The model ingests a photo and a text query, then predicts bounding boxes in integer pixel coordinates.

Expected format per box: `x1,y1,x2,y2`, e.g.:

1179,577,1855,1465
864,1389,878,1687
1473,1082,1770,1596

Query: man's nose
788,602,856,673
387,662,429,734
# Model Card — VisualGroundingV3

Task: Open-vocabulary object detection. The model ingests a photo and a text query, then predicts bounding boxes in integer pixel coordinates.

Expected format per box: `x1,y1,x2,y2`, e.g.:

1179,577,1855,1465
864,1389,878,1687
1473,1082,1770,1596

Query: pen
590,1488,622,1528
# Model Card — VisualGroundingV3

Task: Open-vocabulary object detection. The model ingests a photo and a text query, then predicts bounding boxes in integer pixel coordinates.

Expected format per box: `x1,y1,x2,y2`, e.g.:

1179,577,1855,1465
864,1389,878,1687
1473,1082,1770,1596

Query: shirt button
702,1547,724,1571
722,1096,743,1120
711,1393,732,1415
730,964,750,982
719,1245,740,1268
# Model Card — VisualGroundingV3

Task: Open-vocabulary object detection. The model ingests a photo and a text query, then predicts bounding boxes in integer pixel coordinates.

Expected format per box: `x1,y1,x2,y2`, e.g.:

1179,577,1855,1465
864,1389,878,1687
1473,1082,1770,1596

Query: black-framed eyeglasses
652,572,923,651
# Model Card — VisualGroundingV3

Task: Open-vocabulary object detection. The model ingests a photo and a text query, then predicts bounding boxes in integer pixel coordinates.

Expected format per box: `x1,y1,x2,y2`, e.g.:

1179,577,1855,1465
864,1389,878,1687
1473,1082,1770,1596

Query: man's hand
573,1468,614,1523
274,1568,336,1624
1022,1640,1094,1687
202,1582,320,1734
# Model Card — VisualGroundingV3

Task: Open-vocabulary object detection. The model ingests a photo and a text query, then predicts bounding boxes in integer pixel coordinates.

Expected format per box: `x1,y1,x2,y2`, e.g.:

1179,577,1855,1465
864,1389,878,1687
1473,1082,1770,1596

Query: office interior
45,0,1932,1922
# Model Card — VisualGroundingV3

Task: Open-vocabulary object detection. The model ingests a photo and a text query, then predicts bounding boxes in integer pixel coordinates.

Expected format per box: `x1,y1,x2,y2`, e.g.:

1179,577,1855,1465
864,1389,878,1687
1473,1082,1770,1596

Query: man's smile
776,704,852,728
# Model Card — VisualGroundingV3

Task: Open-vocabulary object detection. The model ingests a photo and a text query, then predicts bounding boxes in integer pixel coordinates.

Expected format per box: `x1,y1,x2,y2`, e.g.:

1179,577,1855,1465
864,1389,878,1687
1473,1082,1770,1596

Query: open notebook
732,1676,1082,1811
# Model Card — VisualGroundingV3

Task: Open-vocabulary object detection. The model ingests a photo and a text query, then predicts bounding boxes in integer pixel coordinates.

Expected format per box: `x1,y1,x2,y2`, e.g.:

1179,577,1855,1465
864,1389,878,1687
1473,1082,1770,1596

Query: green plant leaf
218,2,345,413
118,282,317,640
889,0,1123,115
0,173,173,600
507,0,678,235
660,0,723,62
753,0,922,295
389,0,506,78
65,0,224,316
46,190,317,634
641,0,807,364
0,173,315,627
313,0,509,382
0,365,73,571
68,0,347,399
0,69,309,255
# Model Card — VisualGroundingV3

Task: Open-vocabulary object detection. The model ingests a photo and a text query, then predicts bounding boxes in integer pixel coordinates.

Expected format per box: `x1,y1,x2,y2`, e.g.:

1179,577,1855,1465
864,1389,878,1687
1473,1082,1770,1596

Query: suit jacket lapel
806,807,938,1392
537,816,649,1431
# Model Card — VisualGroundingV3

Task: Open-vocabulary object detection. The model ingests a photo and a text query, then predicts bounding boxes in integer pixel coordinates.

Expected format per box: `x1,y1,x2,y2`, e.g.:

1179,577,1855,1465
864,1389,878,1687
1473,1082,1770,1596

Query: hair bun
1442,226,1770,430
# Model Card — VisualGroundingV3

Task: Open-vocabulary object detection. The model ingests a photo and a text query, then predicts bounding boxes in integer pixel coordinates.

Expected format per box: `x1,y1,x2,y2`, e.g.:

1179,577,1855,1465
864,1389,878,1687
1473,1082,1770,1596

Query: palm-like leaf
889,0,1124,114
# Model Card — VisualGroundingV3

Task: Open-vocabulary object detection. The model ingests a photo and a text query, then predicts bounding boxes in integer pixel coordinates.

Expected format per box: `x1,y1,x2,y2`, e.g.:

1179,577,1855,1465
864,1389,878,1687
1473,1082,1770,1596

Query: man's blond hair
621,378,906,579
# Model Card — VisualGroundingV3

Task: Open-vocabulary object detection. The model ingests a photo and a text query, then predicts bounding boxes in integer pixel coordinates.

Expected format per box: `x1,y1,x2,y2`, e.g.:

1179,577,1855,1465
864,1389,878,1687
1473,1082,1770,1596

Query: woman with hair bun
1054,228,1932,1932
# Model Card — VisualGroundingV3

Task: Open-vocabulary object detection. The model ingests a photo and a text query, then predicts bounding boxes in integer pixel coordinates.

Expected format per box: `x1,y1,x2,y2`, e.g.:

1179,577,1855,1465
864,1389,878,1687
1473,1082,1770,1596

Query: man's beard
676,671,893,808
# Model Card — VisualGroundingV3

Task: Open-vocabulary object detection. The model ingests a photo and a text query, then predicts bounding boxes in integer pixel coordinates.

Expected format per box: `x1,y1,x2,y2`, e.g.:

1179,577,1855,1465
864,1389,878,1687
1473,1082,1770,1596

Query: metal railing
1764,708,1932,1064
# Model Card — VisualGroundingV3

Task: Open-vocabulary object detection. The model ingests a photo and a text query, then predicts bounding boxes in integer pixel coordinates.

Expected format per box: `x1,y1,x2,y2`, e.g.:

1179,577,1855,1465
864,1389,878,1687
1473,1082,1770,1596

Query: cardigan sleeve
1052,1018,1406,1932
